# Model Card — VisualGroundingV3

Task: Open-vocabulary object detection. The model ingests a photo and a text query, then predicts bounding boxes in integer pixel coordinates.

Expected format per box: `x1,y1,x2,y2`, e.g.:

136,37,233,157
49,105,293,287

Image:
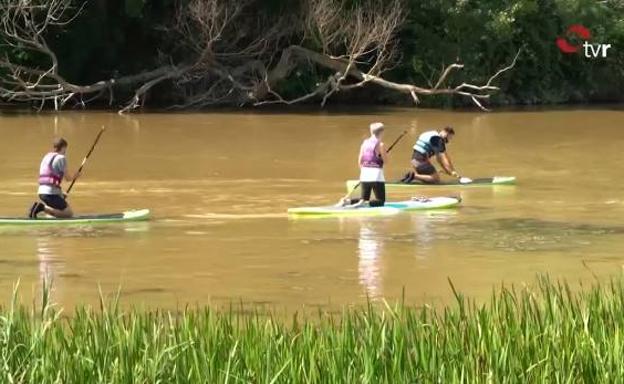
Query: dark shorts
411,151,437,175
39,194,68,210
414,161,437,175
361,182,385,207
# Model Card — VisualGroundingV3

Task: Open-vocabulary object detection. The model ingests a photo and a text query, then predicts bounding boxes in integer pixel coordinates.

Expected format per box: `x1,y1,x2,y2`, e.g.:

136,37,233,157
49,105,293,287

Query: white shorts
359,167,385,182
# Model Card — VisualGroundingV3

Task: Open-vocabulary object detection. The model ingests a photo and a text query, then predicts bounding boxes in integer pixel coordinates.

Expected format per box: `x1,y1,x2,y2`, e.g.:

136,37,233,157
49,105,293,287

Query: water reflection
36,236,62,301
37,236,57,284
355,211,459,300
5,223,153,304
411,212,438,260
357,222,383,300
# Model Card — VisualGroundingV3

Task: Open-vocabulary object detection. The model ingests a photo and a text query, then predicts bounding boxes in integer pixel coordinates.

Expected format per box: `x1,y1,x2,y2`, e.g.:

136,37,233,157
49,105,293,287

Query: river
0,108,623,310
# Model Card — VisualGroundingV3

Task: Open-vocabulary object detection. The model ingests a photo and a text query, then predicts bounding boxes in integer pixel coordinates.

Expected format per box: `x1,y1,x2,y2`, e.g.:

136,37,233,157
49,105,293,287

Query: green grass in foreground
2,278,624,383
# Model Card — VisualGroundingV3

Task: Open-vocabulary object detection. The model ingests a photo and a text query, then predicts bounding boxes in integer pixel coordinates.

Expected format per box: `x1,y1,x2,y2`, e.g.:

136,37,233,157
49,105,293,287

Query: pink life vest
359,136,383,168
38,152,64,187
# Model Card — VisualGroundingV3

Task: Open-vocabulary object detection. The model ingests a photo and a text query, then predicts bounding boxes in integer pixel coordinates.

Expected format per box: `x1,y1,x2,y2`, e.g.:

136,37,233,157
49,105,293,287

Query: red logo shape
556,24,592,53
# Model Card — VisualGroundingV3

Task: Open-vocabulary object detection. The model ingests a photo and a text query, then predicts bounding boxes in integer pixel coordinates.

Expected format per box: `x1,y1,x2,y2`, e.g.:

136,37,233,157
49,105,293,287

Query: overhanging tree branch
0,0,189,112
0,0,520,112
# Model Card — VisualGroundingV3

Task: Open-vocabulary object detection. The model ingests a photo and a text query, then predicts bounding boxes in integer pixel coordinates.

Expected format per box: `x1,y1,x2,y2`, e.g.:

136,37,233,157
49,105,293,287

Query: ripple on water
0,224,151,238
446,218,624,252
120,287,168,297
184,213,286,220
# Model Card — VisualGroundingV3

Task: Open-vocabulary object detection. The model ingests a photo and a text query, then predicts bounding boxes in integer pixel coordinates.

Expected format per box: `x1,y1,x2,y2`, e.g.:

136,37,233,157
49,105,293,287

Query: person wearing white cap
341,122,388,207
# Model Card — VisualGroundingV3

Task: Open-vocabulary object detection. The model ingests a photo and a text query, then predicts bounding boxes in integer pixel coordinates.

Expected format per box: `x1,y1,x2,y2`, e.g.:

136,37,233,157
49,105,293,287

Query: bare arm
62,160,81,182
436,152,459,177
358,145,364,168
378,142,388,164
64,170,80,182
57,157,80,182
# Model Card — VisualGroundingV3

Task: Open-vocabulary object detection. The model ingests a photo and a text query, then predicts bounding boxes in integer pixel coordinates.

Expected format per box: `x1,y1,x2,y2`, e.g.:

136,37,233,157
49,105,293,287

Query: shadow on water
159,104,411,116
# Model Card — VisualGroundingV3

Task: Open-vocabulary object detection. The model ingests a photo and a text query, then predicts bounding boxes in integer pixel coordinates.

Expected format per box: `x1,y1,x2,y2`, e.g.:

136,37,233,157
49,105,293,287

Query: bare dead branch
254,0,517,110
258,44,520,110
0,0,520,112
0,0,191,112
486,48,522,87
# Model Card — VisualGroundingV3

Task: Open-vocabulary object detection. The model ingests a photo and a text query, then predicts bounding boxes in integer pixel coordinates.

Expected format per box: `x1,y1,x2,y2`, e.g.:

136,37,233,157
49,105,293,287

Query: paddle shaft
344,130,408,198
65,127,106,196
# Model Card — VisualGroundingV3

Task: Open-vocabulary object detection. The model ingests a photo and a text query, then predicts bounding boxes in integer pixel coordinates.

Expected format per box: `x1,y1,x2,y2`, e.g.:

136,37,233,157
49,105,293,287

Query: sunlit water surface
0,108,623,310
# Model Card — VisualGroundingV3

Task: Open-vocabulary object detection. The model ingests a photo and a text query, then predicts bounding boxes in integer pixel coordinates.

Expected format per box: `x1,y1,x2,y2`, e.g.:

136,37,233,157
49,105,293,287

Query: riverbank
2,277,623,383
2,0,624,113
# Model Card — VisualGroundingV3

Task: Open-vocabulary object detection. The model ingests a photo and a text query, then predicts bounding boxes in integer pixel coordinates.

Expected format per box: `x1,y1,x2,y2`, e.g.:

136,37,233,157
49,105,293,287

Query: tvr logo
556,24,612,58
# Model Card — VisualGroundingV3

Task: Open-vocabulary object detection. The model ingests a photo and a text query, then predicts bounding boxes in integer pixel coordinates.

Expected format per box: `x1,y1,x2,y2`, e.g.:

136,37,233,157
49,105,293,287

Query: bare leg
43,205,73,218
337,198,365,207
348,199,366,208
411,171,441,184
338,182,372,208
410,159,441,184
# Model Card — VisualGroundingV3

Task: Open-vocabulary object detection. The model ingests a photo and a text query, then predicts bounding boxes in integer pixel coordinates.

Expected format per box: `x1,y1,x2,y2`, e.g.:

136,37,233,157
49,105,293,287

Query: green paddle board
346,176,516,193
288,197,460,218
0,209,150,225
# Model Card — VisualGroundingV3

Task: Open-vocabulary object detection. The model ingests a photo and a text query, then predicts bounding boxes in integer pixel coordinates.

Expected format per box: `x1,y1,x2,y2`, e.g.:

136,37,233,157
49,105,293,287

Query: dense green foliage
3,0,624,108
395,0,624,106
3,277,624,382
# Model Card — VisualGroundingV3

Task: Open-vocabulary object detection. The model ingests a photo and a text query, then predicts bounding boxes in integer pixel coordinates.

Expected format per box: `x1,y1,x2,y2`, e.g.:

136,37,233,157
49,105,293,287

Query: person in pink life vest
341,122,389,207
29,138,81,219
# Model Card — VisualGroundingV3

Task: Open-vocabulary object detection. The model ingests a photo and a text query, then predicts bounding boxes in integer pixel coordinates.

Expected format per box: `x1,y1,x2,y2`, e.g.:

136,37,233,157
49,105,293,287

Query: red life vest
38,152,64,187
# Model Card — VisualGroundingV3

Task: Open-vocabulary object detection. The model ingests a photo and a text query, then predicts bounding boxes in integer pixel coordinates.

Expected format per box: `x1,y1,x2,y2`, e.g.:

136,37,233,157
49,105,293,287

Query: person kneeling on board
401,126,471,184
28,138,81,219
340,122,388,207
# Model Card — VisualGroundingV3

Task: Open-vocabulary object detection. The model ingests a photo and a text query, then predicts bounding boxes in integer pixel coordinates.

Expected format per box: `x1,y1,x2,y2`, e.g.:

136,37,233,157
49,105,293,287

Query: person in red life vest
29,138,81,218
341,122,389,207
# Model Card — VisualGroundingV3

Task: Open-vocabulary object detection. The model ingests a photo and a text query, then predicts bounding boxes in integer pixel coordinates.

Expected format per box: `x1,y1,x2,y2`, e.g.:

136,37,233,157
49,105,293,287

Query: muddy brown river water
0,108,623,310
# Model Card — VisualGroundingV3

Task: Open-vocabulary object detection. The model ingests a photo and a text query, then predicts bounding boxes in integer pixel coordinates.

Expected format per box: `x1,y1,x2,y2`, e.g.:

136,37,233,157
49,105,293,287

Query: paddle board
346,177,515,193
0,209,150,225
288,197,460,217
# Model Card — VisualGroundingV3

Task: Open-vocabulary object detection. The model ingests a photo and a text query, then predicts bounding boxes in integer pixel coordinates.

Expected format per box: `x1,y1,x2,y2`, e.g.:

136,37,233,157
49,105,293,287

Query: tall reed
1,277,624,383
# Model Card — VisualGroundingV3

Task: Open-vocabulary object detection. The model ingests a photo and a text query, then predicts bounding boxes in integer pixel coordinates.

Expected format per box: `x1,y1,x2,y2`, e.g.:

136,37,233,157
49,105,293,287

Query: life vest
413,130,443,158
359,136,383,168
38,152,64,187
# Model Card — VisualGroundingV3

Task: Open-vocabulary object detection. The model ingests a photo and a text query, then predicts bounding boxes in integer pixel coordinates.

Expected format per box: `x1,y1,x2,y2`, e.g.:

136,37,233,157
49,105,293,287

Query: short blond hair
369,122,385,135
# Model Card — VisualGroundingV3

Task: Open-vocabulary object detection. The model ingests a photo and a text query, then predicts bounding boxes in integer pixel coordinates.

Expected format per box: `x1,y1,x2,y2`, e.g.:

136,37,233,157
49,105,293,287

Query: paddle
341,130,408,201
65,126,106,197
